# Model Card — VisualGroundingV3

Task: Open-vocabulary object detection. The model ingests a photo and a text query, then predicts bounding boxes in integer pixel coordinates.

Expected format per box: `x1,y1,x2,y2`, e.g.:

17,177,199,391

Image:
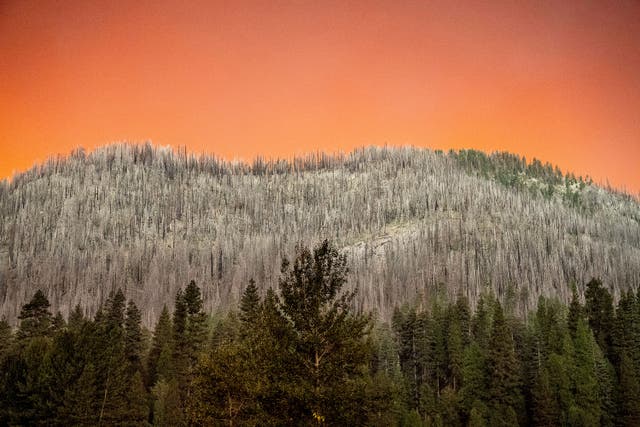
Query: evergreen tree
584,278,614,358
68,304,85,331
447,312,464,391
239,278,261,326
392,306,422,410
594,347,616,427
105,289,126,329
460,342,487,415
148,305,174,386
172,281,208,415
430,302,448,399
455,293,472,346
532,364,559,427
122,371,149,424
487,302,523,425
277,240,374,424
17,290,52,340
125,300,143,372
546,337,575,424
570,319,600,426
614,290,640,374
94,290,132,425
472,294,492,352
182,280,208,362
567,283,583,337
172,288,189,398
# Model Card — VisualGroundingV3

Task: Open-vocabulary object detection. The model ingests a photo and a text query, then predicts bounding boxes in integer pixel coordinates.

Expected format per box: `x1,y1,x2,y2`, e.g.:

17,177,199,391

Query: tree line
1,241,640,425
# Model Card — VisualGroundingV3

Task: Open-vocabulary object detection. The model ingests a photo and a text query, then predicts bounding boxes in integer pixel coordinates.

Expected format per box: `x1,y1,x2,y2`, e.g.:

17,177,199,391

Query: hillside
0,143,638,326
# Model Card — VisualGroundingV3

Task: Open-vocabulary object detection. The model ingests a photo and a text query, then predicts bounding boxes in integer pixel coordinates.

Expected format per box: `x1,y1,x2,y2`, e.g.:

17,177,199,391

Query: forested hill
0,143,639,326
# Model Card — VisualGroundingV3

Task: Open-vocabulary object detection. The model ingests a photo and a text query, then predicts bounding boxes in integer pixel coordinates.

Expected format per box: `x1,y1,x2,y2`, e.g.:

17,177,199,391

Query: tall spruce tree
239,278,261,326
277,240,374,424
567,283,583,337
487,302,523,426
148,305,174,386
570,318,601,425
124,300,143,373
584,278,614,358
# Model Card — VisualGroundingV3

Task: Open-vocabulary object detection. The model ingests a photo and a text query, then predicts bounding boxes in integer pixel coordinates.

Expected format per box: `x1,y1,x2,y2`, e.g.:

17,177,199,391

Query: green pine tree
487,302,523,426
148,305,174,386
239,278,261,326
277,240,374,425
570,318,600,426
460,342,487,415
125,300,144,372
567,283,583,337
17,290,53,340
584,278,614,358
531,363,559,427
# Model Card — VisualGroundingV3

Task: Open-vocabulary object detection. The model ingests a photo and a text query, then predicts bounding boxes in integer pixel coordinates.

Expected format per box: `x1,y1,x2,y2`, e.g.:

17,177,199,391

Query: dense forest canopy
1,241,639,426
0,143,638,326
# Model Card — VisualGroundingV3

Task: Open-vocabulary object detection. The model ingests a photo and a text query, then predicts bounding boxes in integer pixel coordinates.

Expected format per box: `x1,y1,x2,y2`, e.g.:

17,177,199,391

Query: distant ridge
1,143,638,326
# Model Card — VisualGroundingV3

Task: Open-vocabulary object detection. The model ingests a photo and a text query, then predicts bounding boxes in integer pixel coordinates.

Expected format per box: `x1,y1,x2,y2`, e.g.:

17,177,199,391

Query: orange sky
1,0,639,193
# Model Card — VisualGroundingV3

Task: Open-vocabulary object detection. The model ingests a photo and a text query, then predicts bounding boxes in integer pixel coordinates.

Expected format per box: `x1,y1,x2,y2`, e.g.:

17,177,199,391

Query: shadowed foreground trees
0,241,640,425
187,240,387,425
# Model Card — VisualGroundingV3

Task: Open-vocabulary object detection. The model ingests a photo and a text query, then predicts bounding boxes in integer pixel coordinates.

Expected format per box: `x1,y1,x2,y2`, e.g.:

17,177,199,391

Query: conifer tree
472,295,492,352
455,293,472,346
94,290,131,426
277,240,373,424
594,350,616,427
430,302,448,397
105,289,126,329
460,342,487,415
584,278,614,358
567,283,583,337
17,290,52,340
532,364,559,426
68,304,85,331
123,371,149,424
546,336,575,424
239,278,261,326
183,280,208,358
487,302,523,425
172,288,189,397
393,307,421,410
447,313,464,391
570,318,601,426
125,300,143,372
148,305,174,386
172,281,208,415
614,290,640,374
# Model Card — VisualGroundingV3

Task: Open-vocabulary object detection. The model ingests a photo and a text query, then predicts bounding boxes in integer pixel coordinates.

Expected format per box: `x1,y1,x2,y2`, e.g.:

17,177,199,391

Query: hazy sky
1,0,639,192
